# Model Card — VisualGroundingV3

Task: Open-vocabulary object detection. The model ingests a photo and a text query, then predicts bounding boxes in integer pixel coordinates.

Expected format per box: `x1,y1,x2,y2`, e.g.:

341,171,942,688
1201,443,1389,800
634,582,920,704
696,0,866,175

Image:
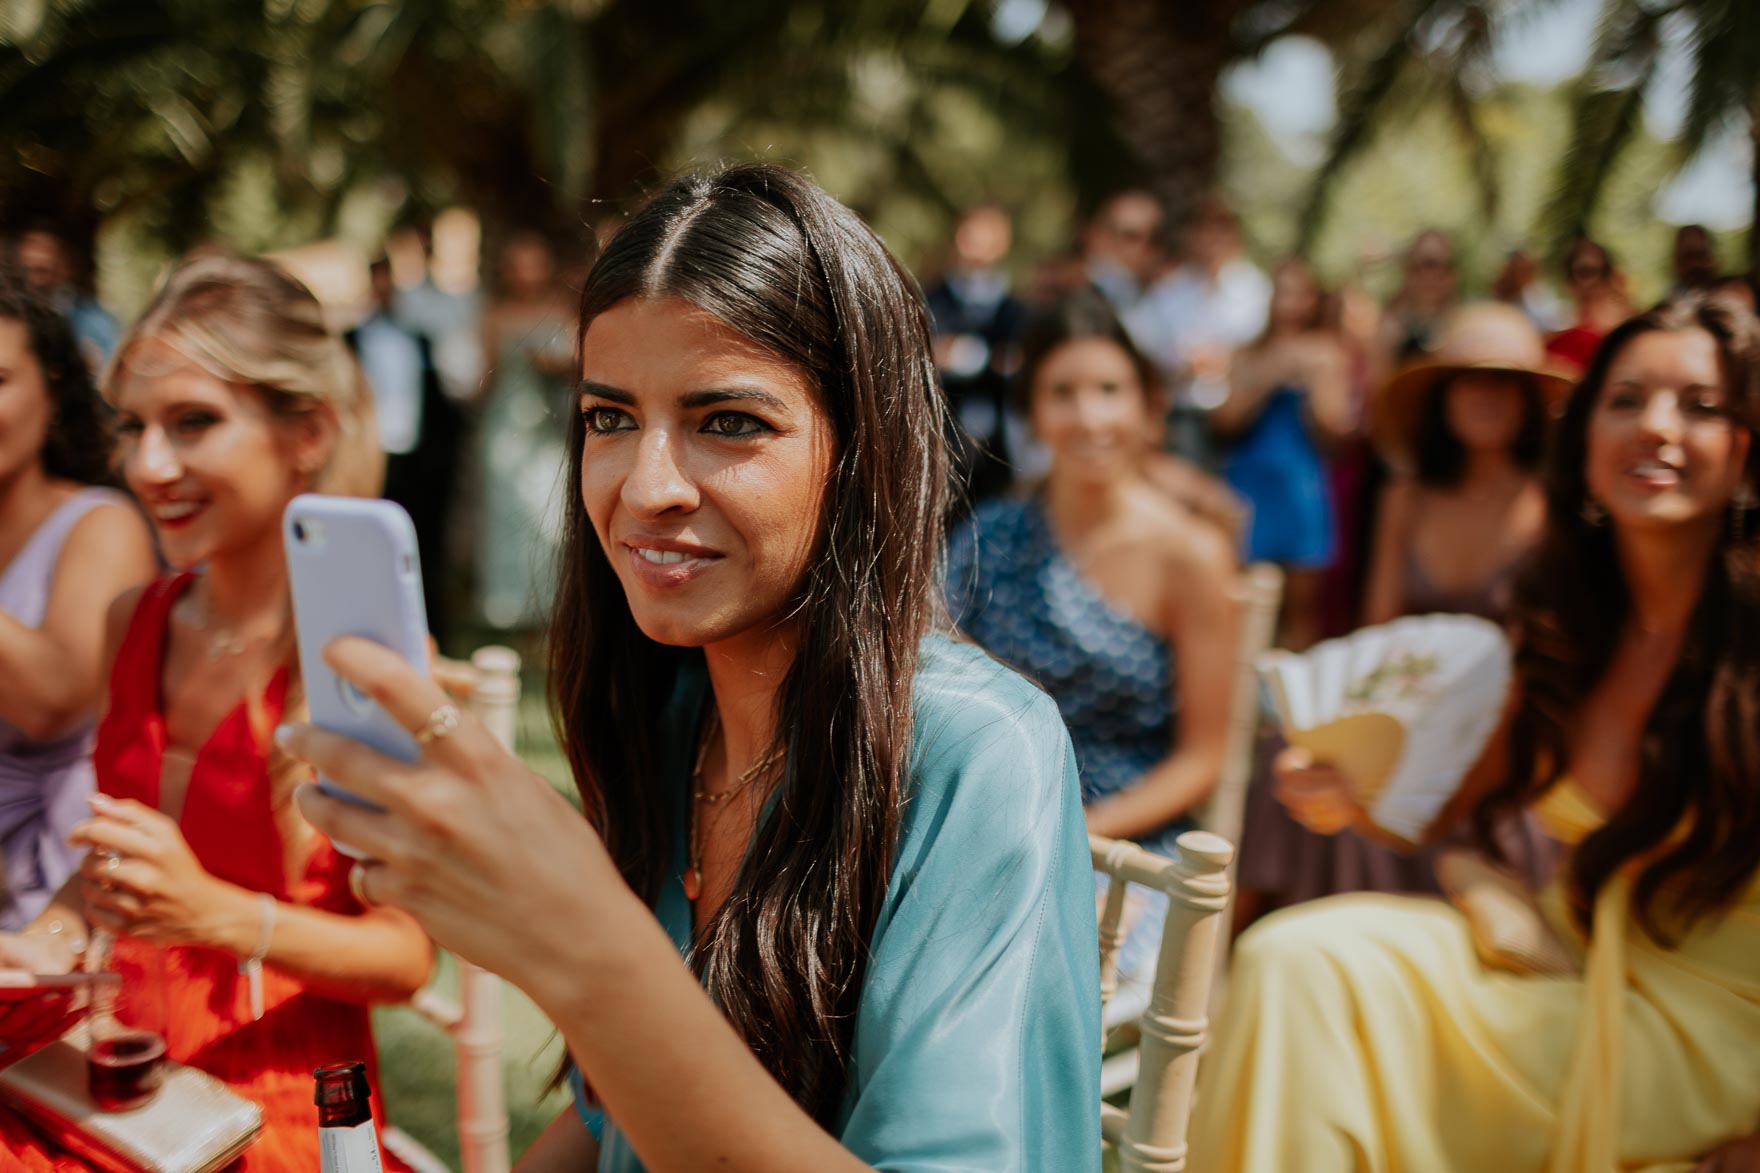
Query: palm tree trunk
1064,0,1239,235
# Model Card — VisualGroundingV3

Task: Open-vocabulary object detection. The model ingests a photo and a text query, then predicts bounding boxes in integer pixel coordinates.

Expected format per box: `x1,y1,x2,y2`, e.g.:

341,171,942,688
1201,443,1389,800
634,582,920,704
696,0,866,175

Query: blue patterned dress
947,497,1185,859
948,498,1183,984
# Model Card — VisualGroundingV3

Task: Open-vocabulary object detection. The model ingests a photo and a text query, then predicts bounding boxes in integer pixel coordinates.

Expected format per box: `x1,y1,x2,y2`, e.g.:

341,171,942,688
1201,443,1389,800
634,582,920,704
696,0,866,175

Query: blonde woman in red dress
0,255,432,1172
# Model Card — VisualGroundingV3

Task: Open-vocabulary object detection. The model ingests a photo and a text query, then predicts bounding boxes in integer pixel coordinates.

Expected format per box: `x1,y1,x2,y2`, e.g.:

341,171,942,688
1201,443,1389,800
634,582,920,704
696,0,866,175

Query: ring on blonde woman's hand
348,862,378,908
415,703,461,745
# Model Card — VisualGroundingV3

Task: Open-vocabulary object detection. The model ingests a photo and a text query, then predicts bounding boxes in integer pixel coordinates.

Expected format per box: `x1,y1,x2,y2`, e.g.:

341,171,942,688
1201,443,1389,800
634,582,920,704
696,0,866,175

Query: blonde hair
109,253,384,497
111,254,383,833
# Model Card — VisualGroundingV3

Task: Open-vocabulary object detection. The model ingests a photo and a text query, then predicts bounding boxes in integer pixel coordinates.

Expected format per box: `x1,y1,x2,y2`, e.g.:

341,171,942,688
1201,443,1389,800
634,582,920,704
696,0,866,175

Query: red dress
0,574,410,1172
1545,323,1605,375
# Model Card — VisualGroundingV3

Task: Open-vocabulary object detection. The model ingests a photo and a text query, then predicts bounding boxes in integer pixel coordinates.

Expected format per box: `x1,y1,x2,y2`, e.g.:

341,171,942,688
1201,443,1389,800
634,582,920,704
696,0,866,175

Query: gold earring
1733,485,1757,542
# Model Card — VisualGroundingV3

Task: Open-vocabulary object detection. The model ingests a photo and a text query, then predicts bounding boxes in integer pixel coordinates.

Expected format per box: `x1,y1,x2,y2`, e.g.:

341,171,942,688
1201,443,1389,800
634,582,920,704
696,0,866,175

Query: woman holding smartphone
283,164,1102,1172
0,255,432,1172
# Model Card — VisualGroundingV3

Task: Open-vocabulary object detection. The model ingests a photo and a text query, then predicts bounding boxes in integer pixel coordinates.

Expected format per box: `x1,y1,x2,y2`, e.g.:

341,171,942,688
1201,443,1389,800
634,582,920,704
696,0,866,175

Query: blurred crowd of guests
924,193,1759,939
1,177,1759,1167
11,205,1753,658
6,203,1757,943
927,194,1756,646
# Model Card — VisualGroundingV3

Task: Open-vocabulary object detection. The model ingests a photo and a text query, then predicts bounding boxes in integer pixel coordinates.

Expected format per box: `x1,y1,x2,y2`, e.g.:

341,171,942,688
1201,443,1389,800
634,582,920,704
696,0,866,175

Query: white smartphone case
283,495,430,828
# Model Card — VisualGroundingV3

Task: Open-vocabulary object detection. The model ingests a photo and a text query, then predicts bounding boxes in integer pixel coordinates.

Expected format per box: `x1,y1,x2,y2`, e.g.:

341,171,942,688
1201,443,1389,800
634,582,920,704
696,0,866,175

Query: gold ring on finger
415,703,461,745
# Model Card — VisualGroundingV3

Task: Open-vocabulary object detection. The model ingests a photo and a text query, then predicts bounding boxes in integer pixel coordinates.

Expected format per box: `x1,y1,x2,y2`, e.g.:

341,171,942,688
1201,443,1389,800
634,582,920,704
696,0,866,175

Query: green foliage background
4,0,1748,322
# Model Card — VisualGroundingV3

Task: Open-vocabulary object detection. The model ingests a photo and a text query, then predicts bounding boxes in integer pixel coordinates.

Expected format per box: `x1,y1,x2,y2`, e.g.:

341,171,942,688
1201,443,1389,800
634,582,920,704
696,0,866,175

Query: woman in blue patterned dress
948,289,1239,975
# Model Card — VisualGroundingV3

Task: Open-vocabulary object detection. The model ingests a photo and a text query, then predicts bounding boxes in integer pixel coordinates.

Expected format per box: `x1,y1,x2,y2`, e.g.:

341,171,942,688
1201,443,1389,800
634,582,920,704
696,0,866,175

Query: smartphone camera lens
292,520,309,544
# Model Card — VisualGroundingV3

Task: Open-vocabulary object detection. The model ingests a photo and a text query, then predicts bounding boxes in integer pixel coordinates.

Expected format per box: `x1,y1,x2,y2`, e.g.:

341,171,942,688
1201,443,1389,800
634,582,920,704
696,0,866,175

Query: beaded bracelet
238,893,277,1022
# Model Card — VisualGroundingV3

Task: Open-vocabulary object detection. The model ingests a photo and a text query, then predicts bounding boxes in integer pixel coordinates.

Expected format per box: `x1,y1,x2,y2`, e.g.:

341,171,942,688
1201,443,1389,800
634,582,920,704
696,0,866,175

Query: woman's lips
623,541,721,588
1623,461,1683,491
147,500,207,530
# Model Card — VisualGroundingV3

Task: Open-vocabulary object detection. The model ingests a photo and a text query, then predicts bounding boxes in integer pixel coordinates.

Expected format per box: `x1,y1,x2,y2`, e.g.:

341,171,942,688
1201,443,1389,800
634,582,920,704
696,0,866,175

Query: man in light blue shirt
346,256,461,626
16,228,118,377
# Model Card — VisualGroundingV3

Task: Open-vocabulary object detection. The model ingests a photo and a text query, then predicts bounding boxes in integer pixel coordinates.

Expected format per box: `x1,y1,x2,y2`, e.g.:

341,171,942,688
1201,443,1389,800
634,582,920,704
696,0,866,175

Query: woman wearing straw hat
1360,301,1574,624
1235,303,1569,925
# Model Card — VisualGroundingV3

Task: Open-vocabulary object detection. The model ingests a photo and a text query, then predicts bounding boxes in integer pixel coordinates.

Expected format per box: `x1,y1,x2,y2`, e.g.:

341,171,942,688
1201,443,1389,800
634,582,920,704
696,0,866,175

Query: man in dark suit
924,204,1028,508
347,256,464,632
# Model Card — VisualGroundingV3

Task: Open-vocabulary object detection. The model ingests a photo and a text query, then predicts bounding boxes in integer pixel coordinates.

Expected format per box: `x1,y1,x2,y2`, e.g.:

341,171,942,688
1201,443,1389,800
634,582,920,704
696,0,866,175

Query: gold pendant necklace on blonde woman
189,588,285,661
684,708,783,903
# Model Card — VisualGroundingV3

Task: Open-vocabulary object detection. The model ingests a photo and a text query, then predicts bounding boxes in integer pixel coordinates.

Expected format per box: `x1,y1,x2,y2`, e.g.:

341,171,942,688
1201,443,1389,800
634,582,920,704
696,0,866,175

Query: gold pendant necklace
189,586,284,661
683,708,783,903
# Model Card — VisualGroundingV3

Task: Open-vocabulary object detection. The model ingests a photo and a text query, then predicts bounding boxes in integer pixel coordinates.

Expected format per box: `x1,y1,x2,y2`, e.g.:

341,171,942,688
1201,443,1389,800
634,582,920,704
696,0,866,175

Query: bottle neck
318,1101,374,1129
314,1061,378,1135
319,1105,382,1173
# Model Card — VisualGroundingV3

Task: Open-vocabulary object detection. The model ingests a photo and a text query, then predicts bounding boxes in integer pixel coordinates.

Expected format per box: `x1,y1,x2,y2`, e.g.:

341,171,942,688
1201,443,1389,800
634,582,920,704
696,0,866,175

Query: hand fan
1257,613,1511,844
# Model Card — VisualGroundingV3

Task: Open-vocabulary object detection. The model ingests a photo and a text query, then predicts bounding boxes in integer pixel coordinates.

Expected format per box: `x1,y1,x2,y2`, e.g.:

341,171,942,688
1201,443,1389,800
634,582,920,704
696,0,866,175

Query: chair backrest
1092,830,1234,1173
1199,562,1283,852
394,646,519,1173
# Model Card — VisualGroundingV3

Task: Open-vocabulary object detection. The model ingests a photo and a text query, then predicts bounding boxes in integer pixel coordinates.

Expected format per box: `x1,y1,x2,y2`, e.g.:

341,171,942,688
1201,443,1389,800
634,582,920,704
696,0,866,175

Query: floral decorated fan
1256,614,1512,844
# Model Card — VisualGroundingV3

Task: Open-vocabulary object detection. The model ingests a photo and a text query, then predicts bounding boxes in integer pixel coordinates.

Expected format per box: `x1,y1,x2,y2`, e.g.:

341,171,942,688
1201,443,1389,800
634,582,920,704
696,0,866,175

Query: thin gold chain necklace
188,588,286,661
683,708,783,903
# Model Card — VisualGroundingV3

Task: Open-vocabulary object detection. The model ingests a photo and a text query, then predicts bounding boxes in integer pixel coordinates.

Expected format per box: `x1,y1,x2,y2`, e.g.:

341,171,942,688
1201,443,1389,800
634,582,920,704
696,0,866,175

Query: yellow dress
1189,782,1760,1172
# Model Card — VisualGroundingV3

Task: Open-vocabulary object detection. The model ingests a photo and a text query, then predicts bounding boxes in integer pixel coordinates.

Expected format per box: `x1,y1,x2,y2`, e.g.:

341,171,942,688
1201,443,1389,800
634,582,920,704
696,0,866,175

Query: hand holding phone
284,496,430,853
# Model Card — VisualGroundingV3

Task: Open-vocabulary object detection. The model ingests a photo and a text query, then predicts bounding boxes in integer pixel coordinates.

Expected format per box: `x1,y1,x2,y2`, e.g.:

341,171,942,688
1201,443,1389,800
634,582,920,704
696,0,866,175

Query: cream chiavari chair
382,646,519,1173
1093,830,1234,1173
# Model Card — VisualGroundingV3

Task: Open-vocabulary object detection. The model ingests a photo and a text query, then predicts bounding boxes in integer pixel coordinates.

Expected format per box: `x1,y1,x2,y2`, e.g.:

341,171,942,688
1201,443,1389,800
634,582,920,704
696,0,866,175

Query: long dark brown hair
1412,373,1548,487
0,266,114,486
548,164,952,1123
1477,292,1760,943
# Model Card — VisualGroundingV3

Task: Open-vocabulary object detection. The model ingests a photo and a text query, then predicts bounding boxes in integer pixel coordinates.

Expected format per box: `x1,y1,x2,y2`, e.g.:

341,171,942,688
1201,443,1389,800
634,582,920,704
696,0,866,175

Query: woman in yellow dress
1190,292,1760,1172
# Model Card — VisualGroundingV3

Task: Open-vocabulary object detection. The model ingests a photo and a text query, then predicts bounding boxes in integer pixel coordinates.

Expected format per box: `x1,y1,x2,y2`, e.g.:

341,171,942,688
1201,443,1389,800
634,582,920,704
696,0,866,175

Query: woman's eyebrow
679,388,789,412
578,380,791,413
578,379,634,403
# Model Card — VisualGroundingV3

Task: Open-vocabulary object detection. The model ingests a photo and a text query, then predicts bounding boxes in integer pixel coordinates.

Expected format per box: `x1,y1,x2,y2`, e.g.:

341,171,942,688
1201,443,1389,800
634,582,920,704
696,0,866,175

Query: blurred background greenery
2,0,1753,318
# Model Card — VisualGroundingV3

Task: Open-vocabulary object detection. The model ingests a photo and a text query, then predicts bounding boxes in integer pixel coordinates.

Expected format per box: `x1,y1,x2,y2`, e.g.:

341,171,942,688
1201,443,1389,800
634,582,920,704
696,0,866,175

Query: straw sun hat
1370,302,1576,473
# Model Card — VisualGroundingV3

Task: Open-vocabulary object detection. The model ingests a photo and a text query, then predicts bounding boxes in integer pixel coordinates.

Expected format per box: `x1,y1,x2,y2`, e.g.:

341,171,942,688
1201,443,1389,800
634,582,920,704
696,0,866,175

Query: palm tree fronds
1443,72,1499,221
1537,1,1665,260
1677,0,1759,159
1296,0,1461,251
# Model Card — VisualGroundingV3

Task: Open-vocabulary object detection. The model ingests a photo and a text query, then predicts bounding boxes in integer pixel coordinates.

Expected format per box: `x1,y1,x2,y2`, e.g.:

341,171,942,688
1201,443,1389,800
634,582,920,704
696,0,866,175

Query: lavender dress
0,488,127,929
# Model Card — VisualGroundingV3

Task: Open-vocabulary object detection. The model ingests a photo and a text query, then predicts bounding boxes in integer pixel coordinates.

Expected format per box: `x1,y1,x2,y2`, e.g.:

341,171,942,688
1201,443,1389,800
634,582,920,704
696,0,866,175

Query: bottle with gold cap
315,1061,384,1173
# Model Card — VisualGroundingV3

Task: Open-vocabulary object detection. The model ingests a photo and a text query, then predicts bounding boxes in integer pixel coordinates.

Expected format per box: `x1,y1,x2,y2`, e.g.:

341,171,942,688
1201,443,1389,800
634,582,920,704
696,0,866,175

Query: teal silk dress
572,637,1102,1171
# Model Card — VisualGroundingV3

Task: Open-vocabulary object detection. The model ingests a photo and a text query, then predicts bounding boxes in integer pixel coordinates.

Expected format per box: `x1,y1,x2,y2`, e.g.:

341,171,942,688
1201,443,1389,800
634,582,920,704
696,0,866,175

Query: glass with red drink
88,1028,167,1110
83,930,168,1112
